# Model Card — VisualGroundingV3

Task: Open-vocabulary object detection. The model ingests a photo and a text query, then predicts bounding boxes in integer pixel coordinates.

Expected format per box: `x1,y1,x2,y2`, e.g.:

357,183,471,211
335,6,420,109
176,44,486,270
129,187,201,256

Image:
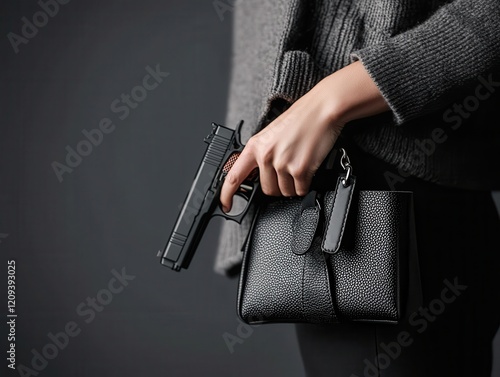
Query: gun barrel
160,124,237,271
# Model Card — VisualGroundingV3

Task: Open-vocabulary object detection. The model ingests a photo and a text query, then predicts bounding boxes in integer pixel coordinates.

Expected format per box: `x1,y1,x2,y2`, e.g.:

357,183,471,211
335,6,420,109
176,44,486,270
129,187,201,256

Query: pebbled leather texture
237,187,413,325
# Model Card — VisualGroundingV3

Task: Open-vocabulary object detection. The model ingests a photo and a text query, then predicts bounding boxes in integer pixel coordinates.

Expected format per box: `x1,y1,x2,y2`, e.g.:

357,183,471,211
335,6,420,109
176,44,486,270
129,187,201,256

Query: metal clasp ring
340,148,353,187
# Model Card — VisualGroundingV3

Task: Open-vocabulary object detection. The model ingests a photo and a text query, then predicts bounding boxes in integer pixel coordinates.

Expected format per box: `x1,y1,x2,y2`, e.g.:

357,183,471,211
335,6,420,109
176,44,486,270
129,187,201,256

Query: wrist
321,61,390,125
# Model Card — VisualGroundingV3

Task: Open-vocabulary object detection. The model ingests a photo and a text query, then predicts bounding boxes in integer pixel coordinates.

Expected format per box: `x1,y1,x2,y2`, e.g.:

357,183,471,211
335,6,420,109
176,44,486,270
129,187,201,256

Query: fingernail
222,206,229,213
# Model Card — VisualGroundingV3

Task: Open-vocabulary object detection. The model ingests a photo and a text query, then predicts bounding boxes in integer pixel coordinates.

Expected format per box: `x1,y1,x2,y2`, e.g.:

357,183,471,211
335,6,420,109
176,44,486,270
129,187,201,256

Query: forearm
321,61,390,125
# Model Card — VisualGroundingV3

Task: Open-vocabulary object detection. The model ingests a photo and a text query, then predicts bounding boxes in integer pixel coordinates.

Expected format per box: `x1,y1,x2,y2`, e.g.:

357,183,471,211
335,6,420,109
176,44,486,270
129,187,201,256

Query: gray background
1,1,303,376
0,1,498,377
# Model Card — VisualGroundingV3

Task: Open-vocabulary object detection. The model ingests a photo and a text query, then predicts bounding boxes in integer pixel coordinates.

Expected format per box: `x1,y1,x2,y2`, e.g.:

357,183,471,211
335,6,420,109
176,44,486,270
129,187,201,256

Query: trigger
239,183,253,192
237,180,255,200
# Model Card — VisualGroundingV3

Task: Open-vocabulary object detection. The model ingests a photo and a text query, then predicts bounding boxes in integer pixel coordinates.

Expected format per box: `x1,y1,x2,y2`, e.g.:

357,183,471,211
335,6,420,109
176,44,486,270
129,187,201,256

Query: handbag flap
291,191,321,255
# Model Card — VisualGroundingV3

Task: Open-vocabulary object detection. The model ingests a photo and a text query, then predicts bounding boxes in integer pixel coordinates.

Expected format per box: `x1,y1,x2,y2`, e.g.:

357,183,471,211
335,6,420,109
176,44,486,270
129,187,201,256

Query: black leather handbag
237,149,420,325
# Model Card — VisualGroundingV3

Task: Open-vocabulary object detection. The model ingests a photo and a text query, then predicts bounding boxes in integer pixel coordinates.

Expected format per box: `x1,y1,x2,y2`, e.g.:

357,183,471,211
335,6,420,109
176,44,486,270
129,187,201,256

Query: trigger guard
214,181,260,224
212,198,250,224
235,188,251,201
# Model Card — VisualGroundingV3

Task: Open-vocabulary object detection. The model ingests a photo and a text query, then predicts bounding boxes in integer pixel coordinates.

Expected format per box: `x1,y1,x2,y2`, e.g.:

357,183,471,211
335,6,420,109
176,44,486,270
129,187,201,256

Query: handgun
159,121,259,271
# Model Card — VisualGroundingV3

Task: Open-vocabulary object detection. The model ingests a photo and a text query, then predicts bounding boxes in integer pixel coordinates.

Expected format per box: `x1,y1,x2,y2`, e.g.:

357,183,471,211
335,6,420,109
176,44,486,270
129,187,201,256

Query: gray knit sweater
215,0,500,275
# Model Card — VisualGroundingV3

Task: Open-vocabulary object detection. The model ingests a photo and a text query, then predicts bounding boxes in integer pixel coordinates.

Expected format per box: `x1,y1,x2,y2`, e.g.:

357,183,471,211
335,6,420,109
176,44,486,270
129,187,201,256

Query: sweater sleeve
350,0,500,125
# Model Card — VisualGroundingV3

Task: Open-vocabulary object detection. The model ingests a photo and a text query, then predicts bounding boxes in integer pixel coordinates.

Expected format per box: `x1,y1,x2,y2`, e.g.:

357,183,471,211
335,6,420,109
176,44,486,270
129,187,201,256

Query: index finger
220,149,258,212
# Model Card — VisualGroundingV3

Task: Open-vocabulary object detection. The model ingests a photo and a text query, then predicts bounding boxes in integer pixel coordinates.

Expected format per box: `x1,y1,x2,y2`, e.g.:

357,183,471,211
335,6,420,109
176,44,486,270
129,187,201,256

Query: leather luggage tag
321,175,356,254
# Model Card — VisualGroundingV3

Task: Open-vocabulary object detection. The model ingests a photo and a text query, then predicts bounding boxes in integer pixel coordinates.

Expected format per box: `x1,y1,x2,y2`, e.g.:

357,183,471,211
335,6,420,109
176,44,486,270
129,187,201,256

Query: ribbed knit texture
352,0,500,124
215,0,500,276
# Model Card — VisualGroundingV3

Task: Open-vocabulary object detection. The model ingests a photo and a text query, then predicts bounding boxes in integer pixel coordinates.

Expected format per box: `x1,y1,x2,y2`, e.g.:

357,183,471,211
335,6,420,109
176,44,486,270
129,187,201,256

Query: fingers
220,149,258,212
220,110,338,209
259,163,280,197
275,159,297,197
291,169,313,197
220,142,315,212
276,172,296,198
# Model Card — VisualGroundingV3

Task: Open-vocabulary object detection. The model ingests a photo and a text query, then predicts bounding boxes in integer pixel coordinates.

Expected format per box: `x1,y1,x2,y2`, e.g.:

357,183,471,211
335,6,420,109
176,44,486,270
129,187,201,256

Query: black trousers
295,145,500,377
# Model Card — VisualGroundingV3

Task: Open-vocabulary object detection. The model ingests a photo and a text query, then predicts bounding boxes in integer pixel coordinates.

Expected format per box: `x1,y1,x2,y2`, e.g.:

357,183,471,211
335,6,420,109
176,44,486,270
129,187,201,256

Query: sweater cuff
351,0,500,125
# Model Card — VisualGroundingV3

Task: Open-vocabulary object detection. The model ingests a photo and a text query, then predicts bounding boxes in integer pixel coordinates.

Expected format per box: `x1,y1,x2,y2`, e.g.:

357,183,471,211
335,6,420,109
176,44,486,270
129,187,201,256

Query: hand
220,61,390,212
